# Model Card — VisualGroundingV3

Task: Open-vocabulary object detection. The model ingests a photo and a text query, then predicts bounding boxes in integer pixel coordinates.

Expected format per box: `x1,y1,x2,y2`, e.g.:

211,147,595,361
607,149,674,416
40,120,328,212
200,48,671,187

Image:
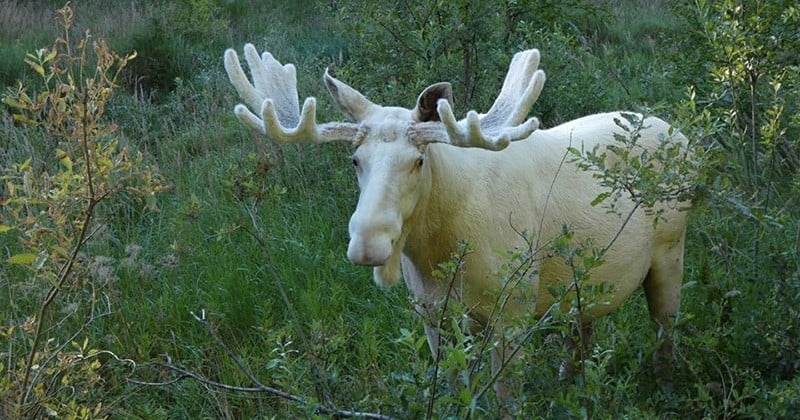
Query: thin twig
427,249,467,420
133,354,304,398
189,310,271,392
602,200,642,253
472,304,558,402
19,127,102,408
29,291,113,393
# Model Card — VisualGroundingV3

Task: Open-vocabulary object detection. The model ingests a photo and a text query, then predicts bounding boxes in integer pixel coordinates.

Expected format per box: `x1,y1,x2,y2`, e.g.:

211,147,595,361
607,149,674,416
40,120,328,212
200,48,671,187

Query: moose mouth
348,229,407,287
347,235,396,266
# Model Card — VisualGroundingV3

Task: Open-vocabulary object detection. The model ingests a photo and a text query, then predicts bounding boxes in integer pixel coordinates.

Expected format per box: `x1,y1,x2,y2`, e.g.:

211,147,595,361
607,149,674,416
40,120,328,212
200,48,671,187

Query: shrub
666,0,800,415
335,0,531,112
121,18,194,101
0,5,166,417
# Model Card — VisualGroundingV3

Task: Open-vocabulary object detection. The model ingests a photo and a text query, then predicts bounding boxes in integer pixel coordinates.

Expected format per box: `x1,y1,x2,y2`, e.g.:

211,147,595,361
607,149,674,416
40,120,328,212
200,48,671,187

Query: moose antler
224,44,359,143
483,49,545,128
411,49,546,151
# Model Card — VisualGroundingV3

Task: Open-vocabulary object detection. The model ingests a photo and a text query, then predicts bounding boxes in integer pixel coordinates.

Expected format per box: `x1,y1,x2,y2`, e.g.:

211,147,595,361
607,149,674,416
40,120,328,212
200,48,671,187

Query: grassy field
2,0,799,418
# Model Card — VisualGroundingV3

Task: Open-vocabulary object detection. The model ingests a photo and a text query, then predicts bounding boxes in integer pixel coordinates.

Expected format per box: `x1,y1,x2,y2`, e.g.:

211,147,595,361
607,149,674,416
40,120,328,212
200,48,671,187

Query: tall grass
0,0,53,41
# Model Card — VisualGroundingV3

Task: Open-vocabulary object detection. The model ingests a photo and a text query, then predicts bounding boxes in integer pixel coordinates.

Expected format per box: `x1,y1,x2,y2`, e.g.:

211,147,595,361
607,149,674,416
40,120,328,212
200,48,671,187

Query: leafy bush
663,0,800,415
1,5,165,417
336,0,524,112
333,0,691,129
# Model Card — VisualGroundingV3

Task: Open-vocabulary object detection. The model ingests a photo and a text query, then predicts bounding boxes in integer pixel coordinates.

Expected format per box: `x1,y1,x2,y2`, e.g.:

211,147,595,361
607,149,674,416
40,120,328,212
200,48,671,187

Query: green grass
2,0,799,418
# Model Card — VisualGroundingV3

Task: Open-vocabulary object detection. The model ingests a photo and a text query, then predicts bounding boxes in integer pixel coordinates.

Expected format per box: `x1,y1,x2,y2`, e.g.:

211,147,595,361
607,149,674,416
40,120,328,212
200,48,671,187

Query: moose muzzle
347,211,401,267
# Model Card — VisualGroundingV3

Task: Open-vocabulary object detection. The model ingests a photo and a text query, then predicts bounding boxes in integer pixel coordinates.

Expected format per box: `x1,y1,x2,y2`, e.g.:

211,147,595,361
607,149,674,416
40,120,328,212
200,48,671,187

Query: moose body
400,114,686,324
224,44,688,395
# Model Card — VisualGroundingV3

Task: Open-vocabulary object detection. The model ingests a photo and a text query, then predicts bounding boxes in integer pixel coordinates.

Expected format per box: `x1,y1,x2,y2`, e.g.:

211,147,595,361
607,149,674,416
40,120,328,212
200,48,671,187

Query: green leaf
57,149,73,172
459,387,473,405
27,58,45,76
12,113,38,126
8,253,37,265
44,48,57,62
590,191,611,207
2,96,29,110
0,225,12,234
24,58,44,76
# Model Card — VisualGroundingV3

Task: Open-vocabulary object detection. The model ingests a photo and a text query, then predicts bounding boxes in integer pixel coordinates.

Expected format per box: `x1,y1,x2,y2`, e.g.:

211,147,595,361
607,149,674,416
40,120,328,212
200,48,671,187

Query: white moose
224,44,689,395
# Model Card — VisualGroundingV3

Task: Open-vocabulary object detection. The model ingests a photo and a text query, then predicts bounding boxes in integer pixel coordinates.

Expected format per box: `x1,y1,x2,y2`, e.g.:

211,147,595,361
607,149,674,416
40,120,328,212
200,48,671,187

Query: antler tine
224,46,261,113
435,99,540,151
482,49,546,128
224,44,358,144
511,68,546,125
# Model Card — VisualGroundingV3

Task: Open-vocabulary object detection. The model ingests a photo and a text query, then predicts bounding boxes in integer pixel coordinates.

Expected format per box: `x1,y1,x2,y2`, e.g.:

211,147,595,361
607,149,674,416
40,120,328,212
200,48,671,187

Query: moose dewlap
224,43,689,397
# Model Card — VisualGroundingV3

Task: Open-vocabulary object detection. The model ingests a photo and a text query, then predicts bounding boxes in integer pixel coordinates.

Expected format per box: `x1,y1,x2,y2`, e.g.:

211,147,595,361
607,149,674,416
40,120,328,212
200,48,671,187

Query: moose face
346,123,429,268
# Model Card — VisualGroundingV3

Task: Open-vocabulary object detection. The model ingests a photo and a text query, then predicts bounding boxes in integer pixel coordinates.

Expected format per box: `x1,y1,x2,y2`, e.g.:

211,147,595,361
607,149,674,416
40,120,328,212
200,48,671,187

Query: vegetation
1,0,798,418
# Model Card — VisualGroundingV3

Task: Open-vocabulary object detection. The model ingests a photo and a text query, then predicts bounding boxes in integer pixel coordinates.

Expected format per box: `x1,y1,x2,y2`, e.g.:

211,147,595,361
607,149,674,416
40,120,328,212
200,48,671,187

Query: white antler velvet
435,100,541,150
483,49,546,128
224,44,358,143
410,49,546,150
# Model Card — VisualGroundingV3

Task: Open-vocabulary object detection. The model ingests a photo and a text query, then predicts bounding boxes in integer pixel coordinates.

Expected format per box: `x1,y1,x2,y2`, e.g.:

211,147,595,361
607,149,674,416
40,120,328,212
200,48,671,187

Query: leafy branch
1,4,166,417
568,112,697,225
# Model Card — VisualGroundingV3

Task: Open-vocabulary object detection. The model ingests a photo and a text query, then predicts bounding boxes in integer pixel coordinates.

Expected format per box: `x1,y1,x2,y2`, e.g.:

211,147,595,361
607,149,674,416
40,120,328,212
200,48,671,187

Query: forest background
1,0,799,418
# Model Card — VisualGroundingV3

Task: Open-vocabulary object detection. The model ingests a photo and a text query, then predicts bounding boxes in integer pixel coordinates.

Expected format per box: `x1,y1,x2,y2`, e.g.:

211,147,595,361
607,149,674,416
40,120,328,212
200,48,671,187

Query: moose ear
324,68,377,122
412,82,453,122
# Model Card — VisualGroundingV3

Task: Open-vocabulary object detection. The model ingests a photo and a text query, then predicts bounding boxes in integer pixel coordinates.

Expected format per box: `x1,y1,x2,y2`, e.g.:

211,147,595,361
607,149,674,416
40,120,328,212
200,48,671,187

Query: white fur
225,46,689,396
348,111,687,319
348,110,688,398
